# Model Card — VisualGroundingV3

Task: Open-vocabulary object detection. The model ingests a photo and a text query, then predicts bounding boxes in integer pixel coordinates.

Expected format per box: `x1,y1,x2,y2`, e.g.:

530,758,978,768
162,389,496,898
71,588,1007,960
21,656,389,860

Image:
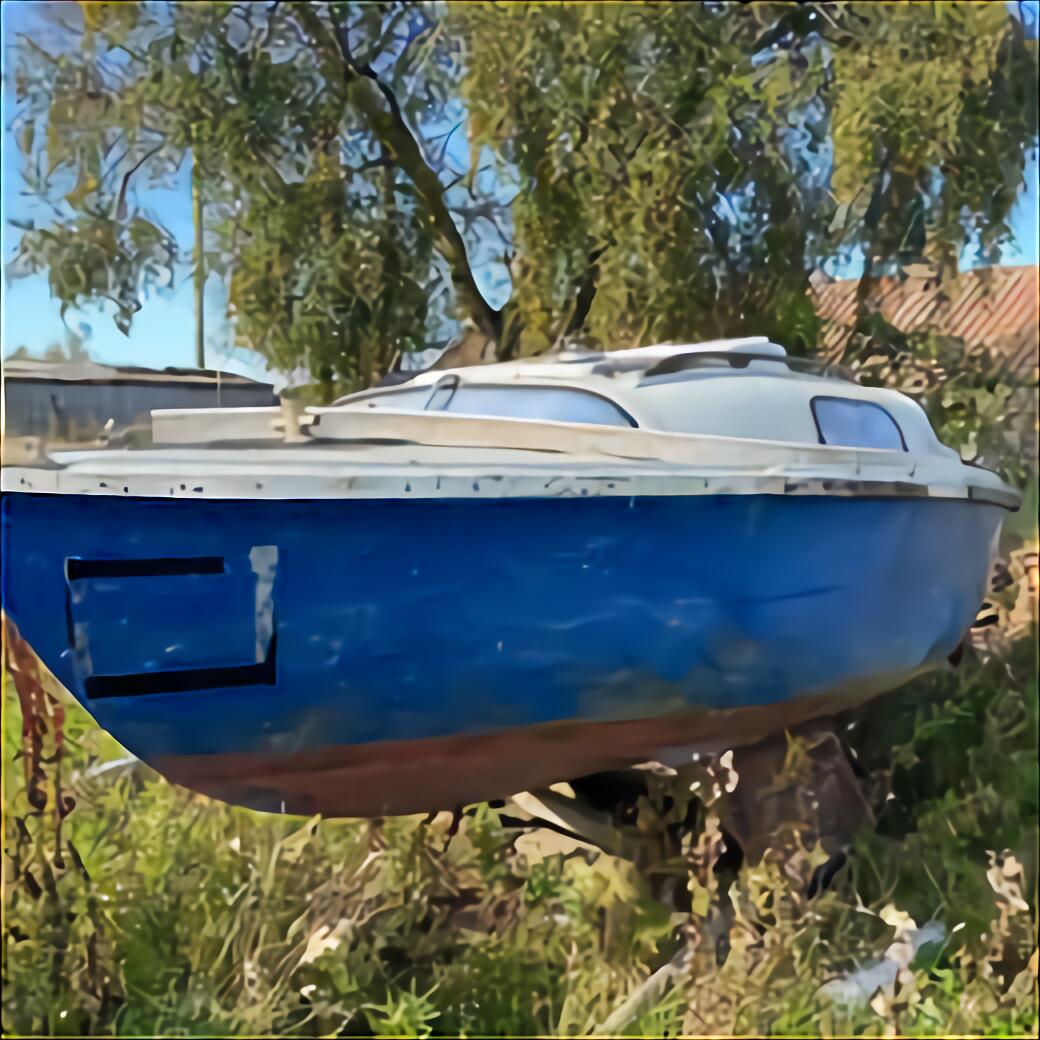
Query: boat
0,337,1020,819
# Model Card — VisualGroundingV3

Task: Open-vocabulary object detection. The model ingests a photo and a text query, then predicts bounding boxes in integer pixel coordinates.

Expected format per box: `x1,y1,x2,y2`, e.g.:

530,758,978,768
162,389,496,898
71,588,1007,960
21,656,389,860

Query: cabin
327,338,956,459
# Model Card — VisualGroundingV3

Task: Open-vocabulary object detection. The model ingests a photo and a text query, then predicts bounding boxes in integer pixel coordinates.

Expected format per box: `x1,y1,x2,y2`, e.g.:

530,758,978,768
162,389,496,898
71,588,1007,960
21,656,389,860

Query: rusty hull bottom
153,669,922,818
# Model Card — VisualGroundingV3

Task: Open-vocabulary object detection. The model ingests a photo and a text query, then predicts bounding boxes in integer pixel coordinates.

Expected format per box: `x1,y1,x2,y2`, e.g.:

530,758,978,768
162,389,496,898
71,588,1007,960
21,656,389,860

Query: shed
2,357,279,442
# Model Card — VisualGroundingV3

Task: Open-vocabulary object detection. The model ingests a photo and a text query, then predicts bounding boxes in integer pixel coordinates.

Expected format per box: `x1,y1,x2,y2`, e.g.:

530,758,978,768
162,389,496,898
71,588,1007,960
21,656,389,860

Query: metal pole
192,157,205,370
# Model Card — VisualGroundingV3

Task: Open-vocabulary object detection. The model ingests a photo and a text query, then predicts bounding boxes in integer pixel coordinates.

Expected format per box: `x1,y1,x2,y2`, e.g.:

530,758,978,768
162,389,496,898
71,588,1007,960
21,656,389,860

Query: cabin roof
400,337,784,383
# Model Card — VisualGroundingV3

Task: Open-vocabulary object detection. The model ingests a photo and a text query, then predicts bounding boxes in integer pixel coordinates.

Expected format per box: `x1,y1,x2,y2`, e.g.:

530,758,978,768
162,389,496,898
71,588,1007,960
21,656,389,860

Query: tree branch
562,241,611,339
843,148,893,357
297,5,502,341
113,140,165,219
551,131,646,345
349,155,395,174
357,3,414,69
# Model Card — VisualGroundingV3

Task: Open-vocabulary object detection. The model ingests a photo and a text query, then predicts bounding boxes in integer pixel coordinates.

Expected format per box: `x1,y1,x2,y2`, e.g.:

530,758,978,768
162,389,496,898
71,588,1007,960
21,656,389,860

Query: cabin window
347,383,636,427
352,387,429,410
425,375,459,412
433,385,636,427
811,396,906,451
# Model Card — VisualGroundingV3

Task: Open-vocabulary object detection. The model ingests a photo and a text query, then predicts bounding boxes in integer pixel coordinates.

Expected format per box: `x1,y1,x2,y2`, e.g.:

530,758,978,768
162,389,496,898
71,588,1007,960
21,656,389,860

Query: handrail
641,351,858,383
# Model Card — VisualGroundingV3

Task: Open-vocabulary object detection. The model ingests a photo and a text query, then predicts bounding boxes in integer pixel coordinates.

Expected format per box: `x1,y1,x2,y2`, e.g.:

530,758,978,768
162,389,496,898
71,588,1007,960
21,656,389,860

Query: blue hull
1,492,1000,815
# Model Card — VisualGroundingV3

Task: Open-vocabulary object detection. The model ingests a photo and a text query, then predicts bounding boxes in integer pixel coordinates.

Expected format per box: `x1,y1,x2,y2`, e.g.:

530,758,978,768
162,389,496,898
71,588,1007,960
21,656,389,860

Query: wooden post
192,157,205,370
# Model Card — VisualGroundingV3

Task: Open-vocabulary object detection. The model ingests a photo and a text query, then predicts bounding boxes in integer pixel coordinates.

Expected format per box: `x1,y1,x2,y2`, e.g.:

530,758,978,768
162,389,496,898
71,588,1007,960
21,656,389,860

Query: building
811,264,1039,374
2,357,279,442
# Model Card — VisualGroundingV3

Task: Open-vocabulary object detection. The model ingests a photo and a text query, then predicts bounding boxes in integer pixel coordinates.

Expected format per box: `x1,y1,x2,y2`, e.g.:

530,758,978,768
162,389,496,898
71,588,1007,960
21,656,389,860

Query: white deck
1,416,1016,507
1,340,1020,510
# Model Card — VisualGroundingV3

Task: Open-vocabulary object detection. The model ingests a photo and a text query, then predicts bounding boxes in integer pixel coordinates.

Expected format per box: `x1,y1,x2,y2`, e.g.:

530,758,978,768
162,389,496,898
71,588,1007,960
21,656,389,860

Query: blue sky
2,1,1037,388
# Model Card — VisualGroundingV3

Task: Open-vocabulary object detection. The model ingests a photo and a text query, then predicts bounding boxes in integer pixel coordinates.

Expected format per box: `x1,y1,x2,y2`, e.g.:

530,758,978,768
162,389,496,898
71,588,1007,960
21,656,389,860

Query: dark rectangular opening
85,634,277,699
66,556,226,581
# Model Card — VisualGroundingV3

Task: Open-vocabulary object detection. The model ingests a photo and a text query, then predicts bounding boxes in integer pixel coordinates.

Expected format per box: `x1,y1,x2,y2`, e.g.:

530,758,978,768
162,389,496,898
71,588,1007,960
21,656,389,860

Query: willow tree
10,1,469,398
452,1,1037,356
9,1,1038,394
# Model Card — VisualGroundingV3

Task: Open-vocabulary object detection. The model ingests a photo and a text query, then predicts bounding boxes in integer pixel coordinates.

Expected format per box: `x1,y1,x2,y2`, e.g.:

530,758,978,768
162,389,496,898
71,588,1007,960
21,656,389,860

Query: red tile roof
812,265,1039,373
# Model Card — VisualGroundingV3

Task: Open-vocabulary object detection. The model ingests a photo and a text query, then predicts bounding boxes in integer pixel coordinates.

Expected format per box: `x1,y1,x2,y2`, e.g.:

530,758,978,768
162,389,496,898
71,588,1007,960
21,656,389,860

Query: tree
8,1,1038,398
452,2,1037,357
9,1,471,399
